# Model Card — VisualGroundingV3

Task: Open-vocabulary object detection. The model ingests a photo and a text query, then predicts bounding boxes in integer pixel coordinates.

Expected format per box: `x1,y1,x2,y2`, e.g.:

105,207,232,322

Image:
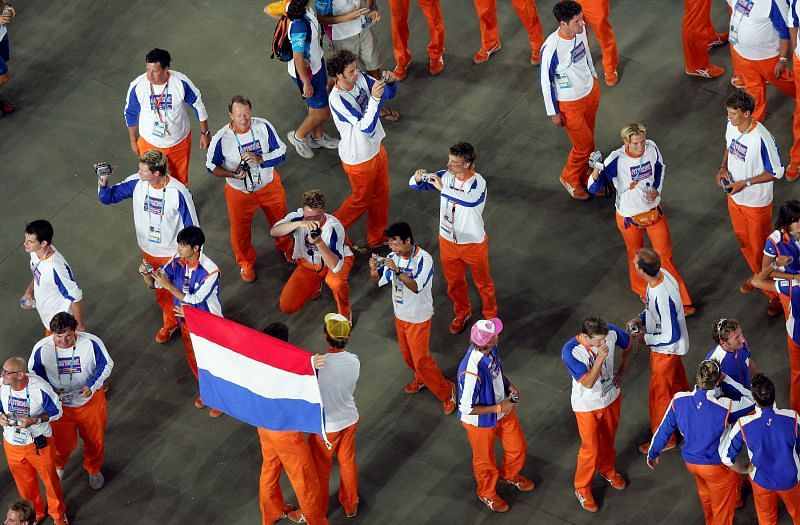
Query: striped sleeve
540,41,560,116
52,258,82,302
719,420,745,467
259,119,287,168
179,74,208,121
760,130,784,178
176,186,200,227
85,335,114,392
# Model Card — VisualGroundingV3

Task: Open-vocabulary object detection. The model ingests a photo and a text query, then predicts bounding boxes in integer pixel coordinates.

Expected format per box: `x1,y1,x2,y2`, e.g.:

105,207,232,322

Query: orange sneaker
786,164,800,182
768,297,783,317
194,397,205,409
604,70,619,86
530,50,541,65
473,43,502,64
443,382,457,415
429,57,444,76
600,471,627,490
500,475,535,491
684,305,697,317
686,65,725,78
479,495,509,513
404,380,426,394
155,326,177,344
575,488,598,512
240,265,256,283
287,510,307,523
449,314,472,334
393,64,408,82
560,178,590,201
209,408,223,418
740,278,755,294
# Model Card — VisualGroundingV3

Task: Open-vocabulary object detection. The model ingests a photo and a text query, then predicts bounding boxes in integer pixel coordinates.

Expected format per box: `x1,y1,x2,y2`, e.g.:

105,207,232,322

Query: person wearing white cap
456,318,533,513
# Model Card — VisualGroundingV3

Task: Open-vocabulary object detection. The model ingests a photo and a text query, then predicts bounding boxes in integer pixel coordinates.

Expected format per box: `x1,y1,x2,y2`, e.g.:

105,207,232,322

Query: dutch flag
184,306,327,440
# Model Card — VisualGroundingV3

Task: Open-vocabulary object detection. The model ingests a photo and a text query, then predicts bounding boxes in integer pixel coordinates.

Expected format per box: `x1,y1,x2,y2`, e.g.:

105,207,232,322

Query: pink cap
470,318,504,346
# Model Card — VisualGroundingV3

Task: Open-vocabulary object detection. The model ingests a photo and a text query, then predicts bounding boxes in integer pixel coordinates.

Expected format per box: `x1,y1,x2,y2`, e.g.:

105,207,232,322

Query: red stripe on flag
183,306,314,375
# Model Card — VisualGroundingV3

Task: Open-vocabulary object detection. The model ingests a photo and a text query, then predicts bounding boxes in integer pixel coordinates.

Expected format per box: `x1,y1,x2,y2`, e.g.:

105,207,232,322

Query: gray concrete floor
0,0,797,523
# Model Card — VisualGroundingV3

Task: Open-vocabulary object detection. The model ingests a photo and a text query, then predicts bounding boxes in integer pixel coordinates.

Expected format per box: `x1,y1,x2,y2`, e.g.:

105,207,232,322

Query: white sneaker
309,133,339,150
287,130,314,159
88,471,105,490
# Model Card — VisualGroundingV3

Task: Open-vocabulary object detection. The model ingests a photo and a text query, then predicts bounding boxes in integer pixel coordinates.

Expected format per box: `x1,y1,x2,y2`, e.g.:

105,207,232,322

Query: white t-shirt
644,270,689,356
317,350,360,432
29,248,83,330
728,0,789,60
124,70,208,148
206,118,287,193
1,375,62,446
540,29,598,116
562,328,628,412
316,0,365,40
725,120,783,207
595,140,665,217
274,210,353,272
377,246,435,323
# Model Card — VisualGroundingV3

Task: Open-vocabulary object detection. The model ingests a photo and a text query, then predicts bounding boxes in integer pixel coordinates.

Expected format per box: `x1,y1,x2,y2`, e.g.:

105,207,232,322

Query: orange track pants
682,0,719,71
789,338,800,414
577,0,619,75
573,395,621,490
334,145,389,248
684,462,741,525
395,318,453,402
389,0,445,67
731,48,795,123
558,80,600,193
180,322,199,379
439,235,497,319
727,198,776,299
649,353,689,435
224,172,292,270
615,211,693,306
137,132,192,186
279,257,354,319
257,428,328,525
3,439,67,524
472,0,544,52
51,388,107,474
308,422,359,517
142,251,179,333
751,478,800,525
462,411,527,500
793,63,800,165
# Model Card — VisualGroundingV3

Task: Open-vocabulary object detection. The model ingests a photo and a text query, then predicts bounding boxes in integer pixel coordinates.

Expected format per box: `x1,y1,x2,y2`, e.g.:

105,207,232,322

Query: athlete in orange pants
396,319,455,405
308,423,358,517
334,145,390,249
471,0,544,64
179,323,199,379
142,251,179,338
4,441,68,525
789,339,800,414
51,388,107,475
257,428,327,525
730,49,795,123
558,81,600,199
224,176,292,272
615,211,692,308
648,353,689,447
751,479,800,524
389,0,445,76
280,257,354,319
574,395,622,491
683,0,725,76
463,412,528,500
576,0,619,84
439,235,497,320
684,463,741,525
728,198,775,299
137,132,192,186
793,64,800,178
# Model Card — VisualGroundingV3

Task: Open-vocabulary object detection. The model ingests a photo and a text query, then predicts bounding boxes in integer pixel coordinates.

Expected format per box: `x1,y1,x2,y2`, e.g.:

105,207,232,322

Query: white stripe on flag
192,335,321,404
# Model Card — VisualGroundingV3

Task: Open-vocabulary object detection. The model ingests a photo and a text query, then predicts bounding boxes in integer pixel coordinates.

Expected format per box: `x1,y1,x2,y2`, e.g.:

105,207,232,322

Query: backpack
271,14,311,62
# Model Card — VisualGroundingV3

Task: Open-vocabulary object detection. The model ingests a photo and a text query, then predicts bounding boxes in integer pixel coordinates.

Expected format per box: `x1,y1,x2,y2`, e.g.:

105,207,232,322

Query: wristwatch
201,130,210,136
746,179,752,187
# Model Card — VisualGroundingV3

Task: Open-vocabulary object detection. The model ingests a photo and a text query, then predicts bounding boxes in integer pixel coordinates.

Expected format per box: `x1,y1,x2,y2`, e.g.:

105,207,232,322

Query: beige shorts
326,27,383,72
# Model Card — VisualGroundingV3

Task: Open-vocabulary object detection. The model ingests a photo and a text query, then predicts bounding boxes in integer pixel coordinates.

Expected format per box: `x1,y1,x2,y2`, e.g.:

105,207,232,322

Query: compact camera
588,150,604,170
373,255,388,266
382,71,392,83
510,392,519,403
5,416,20,427
420,172,431,184
720,177,733,194
93,162,113,178
309,227,322,239
626,323,640,334
142,260,155,275
2,4,13,18
236,160,251,178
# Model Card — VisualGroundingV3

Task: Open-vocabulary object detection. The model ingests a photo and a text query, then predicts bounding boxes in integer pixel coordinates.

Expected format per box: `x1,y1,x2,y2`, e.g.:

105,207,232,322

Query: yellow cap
324,313,351,341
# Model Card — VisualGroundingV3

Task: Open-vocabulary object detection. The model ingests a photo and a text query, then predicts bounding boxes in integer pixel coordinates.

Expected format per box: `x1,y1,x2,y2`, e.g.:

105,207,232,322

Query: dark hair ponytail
287,0,309,19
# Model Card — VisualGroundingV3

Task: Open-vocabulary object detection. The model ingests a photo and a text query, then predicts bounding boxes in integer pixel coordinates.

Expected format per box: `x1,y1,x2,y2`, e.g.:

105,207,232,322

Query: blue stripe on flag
198,369,323,434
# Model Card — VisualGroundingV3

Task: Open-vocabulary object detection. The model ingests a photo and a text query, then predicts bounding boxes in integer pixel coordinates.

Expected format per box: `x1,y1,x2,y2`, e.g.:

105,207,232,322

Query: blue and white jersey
706,344,752,399
288,8,324,77
720,405,800,490
124,70,208,148
642,270,688,355
98,175,199,258
377,246,434,323
409,170,487,245
315,0,364,40
458,344,508,428
775,278,800,343
329,70,396,165
725,120,783,207
206,118,287,193
728,0,789,60
540,29,597,116
29,247,83,330
159,253,222,316
562,325,630,412
648,384,754,465
29,332,113,408
764,229,800,274
0,375,62,445
587,140,665,217
274,210,353,272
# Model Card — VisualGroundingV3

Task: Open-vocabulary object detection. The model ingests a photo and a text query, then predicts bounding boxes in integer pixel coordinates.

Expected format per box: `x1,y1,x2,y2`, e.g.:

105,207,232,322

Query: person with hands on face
206,95,292,282
588,123,694,314
271,190,354,320
29,312,113,490
0,357,67,525
627,248,691,455
139,226,222,417
718,90,783,303
562,316,631,513
368,222,457,414
646,360,755,525
457,318,534,514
